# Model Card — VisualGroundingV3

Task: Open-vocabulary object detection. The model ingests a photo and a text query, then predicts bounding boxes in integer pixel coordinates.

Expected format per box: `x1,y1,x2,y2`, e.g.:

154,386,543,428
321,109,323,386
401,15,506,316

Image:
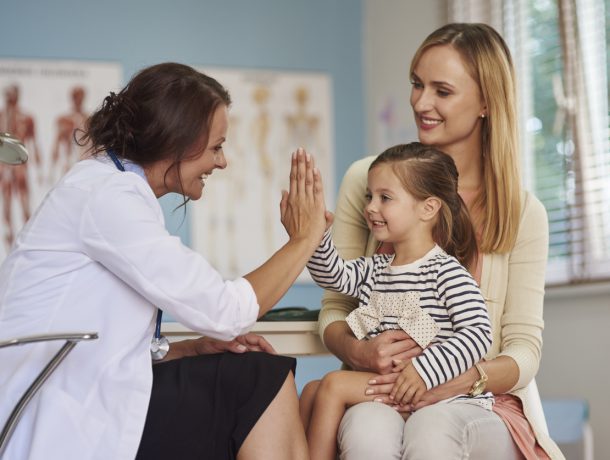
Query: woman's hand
365,362,480,413
158,333,276,363
280,148,331,243
191,333,276,355
351,330,423,374
244,149,333,315
234,333,276,353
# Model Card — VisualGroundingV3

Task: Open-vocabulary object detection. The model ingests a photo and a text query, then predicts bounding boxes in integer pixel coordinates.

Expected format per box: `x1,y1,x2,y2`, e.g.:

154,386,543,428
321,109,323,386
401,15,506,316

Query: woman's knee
338,402,404,460
403,403,511,459
403,405,463,456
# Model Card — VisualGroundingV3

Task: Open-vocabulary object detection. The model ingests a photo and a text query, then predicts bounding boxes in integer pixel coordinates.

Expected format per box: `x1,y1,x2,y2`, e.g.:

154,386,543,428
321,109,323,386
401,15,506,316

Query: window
449,0,610,285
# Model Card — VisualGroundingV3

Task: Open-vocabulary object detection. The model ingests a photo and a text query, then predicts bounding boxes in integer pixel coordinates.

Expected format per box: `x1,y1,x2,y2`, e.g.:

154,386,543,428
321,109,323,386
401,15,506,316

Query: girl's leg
308,370,377,460
238,371,308,460
299,379,321,431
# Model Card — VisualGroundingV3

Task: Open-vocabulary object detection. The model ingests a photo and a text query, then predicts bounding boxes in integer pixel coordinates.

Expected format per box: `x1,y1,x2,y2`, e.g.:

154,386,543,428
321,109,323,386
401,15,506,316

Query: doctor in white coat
0,63,329,460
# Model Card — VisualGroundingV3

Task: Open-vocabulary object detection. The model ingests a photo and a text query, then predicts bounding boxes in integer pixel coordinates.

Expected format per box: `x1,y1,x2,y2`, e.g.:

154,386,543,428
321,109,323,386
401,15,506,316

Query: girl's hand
389,359,426,406
410,365,478,410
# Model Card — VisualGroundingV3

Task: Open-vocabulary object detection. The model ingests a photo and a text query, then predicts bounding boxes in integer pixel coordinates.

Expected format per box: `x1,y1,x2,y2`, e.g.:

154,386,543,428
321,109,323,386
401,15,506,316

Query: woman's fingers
367,371,399,386
279,190,288,221
280,147,328,242
236,333,277,354
305,151,315,198
365,382,394,396
296,148,308,197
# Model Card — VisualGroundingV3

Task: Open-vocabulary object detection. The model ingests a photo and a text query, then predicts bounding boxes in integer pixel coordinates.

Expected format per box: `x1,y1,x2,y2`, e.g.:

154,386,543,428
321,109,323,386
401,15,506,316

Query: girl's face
364,163,422,244
168,105,229,200
410,45,486,157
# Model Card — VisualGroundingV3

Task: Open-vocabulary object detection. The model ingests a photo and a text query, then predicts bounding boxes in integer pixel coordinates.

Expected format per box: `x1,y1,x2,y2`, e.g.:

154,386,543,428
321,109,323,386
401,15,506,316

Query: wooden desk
162,321,328,356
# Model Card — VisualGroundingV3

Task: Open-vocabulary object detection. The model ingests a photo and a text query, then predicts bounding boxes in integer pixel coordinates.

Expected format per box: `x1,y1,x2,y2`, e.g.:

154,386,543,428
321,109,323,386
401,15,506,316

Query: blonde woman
318,23,564,459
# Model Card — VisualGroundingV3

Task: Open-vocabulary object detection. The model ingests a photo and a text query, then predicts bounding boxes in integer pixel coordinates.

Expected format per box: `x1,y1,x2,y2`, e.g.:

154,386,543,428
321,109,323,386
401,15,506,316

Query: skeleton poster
0,59,122,260
192,67,334,282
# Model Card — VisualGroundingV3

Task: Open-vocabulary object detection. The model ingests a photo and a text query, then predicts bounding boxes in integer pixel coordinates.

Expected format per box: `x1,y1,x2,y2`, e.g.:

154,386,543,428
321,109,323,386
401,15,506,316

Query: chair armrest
0,332,99,455
0,332,98,348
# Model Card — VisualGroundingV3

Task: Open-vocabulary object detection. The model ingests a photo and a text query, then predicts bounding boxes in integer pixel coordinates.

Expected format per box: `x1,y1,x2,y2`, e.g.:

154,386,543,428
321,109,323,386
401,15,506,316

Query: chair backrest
0,332,98,456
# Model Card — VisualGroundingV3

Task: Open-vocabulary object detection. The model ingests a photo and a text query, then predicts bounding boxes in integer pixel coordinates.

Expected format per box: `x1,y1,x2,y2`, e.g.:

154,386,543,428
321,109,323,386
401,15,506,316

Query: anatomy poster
0,59,122,260
192,67,334,282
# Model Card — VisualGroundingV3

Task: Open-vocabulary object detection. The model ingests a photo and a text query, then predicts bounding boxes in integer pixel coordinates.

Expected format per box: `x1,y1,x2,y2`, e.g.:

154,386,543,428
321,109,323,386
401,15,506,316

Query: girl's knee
317,370,348,397
300,379,320,400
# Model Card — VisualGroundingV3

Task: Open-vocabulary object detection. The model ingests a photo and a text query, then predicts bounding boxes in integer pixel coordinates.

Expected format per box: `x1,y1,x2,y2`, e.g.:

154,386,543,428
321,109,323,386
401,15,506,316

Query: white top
308,232,492,391
0,157,259,459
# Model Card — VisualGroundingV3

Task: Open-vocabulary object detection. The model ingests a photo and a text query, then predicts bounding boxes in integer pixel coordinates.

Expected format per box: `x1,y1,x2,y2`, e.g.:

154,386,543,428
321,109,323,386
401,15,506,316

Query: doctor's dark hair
369,142,478,270
78,62,231,192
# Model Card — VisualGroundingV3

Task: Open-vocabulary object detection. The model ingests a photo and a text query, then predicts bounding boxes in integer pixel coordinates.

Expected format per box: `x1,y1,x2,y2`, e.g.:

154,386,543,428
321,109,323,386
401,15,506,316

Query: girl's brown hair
370,142,478,269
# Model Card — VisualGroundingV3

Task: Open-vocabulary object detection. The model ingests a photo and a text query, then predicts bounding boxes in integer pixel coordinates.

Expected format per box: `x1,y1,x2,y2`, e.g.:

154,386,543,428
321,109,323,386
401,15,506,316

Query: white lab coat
0,158,259,459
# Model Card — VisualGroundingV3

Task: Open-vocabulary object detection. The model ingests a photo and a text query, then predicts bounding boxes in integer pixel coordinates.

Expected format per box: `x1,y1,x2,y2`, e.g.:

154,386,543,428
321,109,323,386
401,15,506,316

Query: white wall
538,285,610,460
363,0,446,155
363,2,609,459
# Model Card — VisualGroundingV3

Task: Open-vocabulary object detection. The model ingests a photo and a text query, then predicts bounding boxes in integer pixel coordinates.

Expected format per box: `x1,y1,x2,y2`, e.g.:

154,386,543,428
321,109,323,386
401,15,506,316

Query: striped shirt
307,231,492,392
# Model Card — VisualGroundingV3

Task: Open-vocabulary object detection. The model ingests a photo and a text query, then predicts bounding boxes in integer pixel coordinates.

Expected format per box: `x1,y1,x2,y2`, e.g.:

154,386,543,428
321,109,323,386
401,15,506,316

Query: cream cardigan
318,156,564,459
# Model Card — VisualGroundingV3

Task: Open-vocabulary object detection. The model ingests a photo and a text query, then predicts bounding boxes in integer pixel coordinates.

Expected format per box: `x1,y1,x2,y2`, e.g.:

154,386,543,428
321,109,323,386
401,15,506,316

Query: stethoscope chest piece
150,335,170,361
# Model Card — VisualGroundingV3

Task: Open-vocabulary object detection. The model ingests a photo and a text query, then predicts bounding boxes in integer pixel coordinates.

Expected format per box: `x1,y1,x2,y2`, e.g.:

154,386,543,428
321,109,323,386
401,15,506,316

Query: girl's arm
307,231,379,297
411,260,492,389
318,157,373,341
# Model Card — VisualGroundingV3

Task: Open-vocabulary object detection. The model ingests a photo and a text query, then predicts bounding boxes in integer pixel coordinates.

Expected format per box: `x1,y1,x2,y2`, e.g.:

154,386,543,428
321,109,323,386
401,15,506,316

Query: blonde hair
410,23,521,253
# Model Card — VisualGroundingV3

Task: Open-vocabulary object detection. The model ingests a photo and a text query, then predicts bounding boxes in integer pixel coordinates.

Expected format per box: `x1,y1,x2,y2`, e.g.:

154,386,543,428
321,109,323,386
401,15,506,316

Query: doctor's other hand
191,333,276,355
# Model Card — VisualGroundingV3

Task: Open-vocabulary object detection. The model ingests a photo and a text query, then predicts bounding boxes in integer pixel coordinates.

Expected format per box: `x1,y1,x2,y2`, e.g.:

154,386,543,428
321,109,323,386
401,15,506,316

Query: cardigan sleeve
318,156,376,342
79,175,259,341
498,192,548,390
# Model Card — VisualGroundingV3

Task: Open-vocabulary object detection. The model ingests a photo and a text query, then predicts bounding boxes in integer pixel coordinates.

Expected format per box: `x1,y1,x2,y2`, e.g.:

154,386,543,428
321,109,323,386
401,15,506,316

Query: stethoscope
107,149,170,361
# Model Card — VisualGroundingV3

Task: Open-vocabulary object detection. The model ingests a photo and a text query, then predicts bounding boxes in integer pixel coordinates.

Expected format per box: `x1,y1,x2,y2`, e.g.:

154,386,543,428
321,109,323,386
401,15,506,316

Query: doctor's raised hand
280,148,332,242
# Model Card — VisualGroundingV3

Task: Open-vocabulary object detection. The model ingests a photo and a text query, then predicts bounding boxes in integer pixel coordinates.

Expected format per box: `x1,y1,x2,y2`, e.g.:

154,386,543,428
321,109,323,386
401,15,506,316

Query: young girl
301,142,492,460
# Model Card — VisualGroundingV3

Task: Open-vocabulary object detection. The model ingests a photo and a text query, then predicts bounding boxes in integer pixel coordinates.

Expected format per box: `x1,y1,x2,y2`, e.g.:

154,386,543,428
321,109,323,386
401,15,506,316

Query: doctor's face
174,105,228,200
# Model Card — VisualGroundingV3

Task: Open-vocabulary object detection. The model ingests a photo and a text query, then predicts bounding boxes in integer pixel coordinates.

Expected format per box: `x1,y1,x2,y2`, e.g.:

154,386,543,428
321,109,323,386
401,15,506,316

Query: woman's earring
480,113,486,119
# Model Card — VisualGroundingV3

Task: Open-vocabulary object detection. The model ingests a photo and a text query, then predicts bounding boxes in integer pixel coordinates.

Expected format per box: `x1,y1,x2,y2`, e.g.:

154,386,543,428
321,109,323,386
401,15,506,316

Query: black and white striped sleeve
412,259,492,389
306,230,374,298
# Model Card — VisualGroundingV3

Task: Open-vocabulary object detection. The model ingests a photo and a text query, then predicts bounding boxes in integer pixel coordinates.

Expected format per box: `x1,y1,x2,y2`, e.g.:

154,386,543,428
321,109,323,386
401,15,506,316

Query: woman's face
410,45,486,157
172,105,229,200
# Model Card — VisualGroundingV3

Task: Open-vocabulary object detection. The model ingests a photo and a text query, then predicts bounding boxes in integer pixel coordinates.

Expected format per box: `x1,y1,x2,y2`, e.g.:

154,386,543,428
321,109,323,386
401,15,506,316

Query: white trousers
337,401,524,460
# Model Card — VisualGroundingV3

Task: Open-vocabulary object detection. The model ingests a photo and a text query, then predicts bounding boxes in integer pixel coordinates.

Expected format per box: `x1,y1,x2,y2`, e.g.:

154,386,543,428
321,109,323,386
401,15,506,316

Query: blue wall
0,0,360,387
